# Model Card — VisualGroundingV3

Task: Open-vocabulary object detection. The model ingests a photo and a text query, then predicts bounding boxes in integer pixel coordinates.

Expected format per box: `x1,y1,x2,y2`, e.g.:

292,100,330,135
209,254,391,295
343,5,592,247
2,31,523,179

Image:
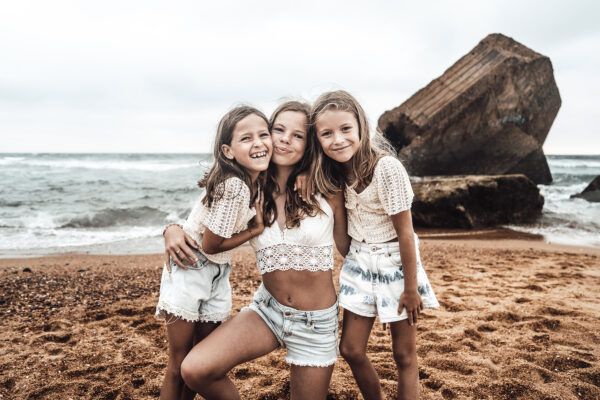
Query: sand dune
1,238,599,399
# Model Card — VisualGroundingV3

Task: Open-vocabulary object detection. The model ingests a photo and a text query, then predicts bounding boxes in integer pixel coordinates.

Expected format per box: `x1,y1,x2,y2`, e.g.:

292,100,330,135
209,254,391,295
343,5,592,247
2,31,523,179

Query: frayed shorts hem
285,357,337,367
155,302,230,323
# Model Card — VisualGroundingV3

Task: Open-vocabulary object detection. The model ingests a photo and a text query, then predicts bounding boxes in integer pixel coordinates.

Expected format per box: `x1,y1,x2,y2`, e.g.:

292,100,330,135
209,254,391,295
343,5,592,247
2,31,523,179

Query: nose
332,131,344,144
252,136,265,148
279,132,291,144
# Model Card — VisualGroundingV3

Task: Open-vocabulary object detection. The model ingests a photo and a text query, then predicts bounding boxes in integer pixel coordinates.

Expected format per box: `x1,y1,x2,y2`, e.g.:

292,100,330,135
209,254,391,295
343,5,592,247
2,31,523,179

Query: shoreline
3,227,600,260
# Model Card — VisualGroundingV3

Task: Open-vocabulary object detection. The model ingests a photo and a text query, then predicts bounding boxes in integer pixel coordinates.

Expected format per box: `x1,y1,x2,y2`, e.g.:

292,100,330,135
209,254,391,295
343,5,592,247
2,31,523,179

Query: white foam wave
0,158,200,171
0,156,26,165
0,226,161,250
548,159,600,169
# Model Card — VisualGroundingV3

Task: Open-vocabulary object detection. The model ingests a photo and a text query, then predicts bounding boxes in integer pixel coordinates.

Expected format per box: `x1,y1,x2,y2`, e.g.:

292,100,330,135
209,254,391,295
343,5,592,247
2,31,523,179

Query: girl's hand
293,173,313,201
399,289,424,326
164,224,199,272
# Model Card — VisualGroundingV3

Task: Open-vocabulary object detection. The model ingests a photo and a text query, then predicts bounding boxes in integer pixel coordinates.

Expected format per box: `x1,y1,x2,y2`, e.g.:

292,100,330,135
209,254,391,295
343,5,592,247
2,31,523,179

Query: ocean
0,153,599,257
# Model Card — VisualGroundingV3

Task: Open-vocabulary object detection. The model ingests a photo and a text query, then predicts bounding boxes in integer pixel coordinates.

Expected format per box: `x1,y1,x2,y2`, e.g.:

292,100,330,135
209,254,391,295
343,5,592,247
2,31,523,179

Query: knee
180,357,219,389
339,341,367,365
392,347,416,370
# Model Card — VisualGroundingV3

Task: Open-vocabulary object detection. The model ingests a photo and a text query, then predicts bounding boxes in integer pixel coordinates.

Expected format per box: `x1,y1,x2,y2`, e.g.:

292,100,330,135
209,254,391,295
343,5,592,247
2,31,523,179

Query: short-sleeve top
249,194,334,275
345,156,414,243
183,177,256,264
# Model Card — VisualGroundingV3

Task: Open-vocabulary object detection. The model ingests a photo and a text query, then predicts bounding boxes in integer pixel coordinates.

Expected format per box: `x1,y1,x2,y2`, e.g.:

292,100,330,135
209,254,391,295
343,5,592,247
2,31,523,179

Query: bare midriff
262,269,336,311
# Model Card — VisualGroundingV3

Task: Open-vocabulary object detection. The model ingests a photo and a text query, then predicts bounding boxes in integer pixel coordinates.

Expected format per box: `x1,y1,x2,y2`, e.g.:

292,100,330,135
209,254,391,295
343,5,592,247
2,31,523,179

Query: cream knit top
183,177,256,264
345,156,414,243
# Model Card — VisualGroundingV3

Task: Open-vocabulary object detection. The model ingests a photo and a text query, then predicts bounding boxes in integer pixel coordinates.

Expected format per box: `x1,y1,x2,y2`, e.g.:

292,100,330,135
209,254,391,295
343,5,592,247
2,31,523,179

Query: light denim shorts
339,238,439,323
155,248,231,323
246,284,339,367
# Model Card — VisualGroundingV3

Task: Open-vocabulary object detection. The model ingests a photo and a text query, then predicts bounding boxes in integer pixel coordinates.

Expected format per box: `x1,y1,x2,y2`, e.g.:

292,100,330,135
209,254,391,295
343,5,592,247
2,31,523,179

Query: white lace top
250,195,334,275
345,156,414,243
183,177,256,264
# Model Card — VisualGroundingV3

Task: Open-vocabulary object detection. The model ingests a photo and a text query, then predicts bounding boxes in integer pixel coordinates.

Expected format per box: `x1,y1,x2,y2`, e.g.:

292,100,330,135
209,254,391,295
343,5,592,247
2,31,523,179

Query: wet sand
1,236,599,399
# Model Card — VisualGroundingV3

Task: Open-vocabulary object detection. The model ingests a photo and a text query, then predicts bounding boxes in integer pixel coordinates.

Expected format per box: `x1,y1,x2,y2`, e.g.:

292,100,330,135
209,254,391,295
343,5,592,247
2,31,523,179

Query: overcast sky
1,1,598,154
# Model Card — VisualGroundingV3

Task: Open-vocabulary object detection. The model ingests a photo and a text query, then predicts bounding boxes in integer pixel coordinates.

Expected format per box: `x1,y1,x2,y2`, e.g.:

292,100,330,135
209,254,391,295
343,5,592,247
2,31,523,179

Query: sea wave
60,206,169,228
0,158,201,171
547,159,600,169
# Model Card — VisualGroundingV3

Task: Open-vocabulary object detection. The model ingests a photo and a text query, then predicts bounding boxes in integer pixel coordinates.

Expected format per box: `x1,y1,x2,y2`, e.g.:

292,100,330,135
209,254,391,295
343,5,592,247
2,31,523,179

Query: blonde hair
199,105,268,207
263,100,323,228
308,90,395,196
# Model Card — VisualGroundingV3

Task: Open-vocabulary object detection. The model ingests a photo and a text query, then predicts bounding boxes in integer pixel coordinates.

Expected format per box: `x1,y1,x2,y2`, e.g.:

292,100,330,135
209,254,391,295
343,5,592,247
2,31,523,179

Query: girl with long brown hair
157,105,272,399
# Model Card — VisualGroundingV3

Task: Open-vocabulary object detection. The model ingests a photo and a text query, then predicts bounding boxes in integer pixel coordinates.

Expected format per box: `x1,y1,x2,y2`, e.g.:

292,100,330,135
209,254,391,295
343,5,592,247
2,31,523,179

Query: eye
294,133,304,140
240,136,251,141
342,126,352,132
273,127,283,132
320,131,331,137
260,131,270,137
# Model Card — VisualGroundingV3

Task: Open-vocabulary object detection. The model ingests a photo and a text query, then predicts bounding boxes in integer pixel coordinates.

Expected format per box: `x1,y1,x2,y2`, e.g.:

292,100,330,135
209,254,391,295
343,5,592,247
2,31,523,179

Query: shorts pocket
309,317,338,334
389,252,403,268
173,249,211,270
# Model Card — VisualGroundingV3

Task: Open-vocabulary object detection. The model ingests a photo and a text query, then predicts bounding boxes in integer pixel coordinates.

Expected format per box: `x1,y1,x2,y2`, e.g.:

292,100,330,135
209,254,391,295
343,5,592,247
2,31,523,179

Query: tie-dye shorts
339,238,439,323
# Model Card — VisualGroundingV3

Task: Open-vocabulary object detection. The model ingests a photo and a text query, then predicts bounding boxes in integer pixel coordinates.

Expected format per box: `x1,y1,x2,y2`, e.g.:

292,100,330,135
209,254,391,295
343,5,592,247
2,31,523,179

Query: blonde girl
157,106,272,400
305,90,439,400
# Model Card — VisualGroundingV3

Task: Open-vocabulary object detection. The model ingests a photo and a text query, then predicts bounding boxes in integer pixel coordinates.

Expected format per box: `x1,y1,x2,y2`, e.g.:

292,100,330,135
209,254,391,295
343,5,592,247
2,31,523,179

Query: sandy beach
1,235,599,399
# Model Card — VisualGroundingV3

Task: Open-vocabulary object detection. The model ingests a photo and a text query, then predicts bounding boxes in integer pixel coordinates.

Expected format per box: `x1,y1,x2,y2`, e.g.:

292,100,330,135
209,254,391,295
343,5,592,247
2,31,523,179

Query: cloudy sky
1,0,598,154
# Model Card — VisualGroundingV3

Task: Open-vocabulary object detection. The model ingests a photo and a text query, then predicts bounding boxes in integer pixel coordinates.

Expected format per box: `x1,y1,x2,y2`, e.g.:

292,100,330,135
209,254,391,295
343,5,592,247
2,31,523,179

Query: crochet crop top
345,156,414,243
183,177,256,264
250,194,334,275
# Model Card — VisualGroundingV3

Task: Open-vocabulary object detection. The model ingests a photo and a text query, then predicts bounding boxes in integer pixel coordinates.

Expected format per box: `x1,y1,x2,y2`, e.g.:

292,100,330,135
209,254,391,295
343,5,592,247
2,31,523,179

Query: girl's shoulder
215,176,251,200
373,156,411,185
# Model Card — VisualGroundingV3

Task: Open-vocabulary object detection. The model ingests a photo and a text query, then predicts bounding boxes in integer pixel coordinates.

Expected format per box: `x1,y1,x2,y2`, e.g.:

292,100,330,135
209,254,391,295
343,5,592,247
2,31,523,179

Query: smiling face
314,109,360,166
271,111,308,167
221,113,272,180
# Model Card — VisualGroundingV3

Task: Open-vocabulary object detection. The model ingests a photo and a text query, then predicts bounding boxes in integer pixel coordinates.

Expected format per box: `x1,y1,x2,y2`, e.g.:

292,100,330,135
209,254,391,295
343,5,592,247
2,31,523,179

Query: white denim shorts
339,238,439,323
155,248,231,323
246,284,339,367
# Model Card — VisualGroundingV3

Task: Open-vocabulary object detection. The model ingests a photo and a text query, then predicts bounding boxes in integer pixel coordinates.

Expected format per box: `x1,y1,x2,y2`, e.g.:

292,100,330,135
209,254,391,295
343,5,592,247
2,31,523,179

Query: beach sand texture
1,239,599,399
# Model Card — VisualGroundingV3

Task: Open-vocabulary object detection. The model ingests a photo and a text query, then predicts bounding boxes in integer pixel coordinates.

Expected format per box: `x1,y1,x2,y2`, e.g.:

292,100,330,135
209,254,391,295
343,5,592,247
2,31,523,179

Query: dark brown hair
263,101,322,228
199,105,269,207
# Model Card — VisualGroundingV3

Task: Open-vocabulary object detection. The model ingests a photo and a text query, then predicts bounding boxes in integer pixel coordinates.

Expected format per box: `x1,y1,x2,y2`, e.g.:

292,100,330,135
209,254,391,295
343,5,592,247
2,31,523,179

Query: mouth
331,144,350,152
274,146,291,154
250,151,268,159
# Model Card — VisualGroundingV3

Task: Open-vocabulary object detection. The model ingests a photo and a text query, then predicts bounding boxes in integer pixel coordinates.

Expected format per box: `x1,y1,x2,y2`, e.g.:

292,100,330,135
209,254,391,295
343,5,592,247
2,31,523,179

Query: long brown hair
263,101,322,228
199,106,268,207
308,90,394,196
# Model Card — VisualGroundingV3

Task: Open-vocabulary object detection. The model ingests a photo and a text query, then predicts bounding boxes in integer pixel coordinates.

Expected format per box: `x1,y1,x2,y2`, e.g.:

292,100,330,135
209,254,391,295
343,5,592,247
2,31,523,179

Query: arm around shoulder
327,191,350,257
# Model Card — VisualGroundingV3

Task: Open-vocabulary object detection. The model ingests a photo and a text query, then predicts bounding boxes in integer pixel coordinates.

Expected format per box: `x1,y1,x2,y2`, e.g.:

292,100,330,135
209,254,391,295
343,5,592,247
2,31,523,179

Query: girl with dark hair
157,105,272,400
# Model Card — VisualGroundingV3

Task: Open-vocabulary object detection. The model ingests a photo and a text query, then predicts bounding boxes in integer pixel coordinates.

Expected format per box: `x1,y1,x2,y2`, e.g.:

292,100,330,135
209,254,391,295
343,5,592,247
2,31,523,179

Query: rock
379,33,560,184
571,175,600,202
23,267,32,273
410,174,544,228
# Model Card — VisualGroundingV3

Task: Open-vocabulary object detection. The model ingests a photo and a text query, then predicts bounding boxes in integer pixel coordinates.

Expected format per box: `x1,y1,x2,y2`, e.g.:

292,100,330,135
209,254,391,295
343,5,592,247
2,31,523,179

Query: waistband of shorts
255,284,338,321
350,235,420,254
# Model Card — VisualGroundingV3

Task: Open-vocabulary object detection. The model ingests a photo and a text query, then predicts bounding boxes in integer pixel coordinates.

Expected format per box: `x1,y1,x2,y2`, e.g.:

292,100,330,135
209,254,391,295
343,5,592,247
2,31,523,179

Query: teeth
250,151,267,159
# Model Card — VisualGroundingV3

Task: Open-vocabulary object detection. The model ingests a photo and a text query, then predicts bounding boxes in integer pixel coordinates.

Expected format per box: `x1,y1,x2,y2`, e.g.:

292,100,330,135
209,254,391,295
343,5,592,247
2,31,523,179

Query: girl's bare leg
389,320,418,400
181,309,279,399
338,310,382,400
160,316,197,400
181,321,221,400
290,364,335,400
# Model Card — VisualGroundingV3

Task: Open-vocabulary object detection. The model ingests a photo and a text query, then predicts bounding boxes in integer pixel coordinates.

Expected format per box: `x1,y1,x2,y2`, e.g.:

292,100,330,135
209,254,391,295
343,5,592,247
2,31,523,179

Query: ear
221,144,234,160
